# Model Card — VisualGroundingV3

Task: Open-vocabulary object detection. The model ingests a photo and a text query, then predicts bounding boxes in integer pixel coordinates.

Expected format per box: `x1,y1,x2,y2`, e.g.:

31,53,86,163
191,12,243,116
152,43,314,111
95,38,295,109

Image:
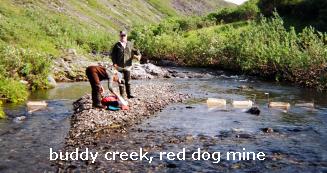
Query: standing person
111,30,141,99
86,65,122,108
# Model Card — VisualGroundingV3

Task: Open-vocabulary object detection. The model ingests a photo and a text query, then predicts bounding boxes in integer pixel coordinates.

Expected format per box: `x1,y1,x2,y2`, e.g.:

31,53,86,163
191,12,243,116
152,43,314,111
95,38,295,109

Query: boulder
130,63,169,79
47,75,57,88
130,64,153,79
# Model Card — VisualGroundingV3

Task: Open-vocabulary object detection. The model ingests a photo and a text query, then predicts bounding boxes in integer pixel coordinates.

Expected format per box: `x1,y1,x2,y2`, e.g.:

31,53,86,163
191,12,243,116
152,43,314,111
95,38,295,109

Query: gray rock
47,75,57,88
13,116,26,123
130,63,169,79
130,64,153,79
143,63,168,76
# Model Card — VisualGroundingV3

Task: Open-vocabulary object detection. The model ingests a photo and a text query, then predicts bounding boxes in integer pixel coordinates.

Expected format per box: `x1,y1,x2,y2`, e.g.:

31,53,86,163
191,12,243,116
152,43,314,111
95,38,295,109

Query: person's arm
132,45,141,61
107,76,118,96
110,44,118,66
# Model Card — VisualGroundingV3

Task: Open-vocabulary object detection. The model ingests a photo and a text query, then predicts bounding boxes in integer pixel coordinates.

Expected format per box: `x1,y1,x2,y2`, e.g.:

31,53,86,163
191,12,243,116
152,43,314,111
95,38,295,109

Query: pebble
13,116,26,123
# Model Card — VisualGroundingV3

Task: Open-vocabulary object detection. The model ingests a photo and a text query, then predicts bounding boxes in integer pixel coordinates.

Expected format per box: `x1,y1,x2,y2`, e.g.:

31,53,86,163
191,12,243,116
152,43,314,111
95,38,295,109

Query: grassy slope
0,0,234,102
0,0,234,55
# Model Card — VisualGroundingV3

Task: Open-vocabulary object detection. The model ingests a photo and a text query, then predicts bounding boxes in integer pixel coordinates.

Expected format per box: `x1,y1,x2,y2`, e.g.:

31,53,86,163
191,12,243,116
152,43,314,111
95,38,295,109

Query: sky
225,0,248,5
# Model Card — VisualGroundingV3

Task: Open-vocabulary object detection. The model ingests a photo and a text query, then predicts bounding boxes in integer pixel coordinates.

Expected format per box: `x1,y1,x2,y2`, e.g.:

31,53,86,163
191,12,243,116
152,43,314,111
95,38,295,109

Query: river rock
262,128,274,133
13,116,26,123
53,57,215,82
131,63,169,79
47,75,57,88
130,64,154,79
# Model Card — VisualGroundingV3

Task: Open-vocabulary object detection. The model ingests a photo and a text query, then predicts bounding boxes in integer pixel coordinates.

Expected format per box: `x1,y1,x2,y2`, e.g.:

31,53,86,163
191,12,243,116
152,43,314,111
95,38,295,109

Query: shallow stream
0,68,326,172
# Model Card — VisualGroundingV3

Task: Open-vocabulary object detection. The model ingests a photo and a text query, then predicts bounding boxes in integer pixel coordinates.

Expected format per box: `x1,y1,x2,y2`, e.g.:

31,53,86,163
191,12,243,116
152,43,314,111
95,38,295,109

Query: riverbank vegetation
131,0,327,90
0,101,5,119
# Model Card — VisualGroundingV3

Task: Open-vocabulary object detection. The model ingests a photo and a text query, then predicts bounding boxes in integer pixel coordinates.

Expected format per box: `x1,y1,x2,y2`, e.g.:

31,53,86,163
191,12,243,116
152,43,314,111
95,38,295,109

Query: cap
120,30,127,36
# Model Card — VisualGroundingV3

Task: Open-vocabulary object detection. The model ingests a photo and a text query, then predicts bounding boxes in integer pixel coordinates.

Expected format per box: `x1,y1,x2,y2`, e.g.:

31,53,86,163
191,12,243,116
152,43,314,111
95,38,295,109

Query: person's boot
92,91,105,109
126,84,135,99
119,85,126,97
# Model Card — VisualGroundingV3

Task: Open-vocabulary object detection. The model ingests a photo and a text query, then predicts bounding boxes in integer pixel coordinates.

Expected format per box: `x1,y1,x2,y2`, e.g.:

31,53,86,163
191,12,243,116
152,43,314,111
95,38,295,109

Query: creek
0,68,326,172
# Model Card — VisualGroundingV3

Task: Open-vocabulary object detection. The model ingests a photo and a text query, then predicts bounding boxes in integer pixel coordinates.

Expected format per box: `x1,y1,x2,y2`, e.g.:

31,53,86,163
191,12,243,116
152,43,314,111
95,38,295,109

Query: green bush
0,101,5,119
207,0,260,24
230,14,326,88
0,78,29,103
0,45,52,90
132,13,327,90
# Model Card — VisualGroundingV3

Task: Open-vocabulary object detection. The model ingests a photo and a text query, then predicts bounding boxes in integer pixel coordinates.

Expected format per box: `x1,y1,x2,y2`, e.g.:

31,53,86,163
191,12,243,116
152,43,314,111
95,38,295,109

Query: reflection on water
0,70,327,172
0,82,92,173
29,82,91,100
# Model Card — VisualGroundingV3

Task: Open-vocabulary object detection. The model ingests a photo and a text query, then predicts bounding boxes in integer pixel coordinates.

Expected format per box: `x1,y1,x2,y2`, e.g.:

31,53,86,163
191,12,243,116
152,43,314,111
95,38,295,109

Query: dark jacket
111,41,141,68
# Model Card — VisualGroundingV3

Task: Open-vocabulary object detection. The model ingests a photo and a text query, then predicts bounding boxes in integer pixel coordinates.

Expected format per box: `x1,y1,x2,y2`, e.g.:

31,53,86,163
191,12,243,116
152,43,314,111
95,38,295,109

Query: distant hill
0,0,234,55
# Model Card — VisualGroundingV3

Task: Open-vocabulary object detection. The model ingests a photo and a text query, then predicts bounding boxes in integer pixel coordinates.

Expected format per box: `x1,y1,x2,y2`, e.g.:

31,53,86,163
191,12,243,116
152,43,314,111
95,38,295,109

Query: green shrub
230,14,327,88
132,13,327,90
0,101,5,119
207,0,260,24
0,78,29,103
0,45,52,90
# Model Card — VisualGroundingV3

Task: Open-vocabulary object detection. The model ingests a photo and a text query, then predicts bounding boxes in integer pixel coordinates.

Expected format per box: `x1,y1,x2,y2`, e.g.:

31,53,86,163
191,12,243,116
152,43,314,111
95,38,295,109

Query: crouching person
86,65,122,109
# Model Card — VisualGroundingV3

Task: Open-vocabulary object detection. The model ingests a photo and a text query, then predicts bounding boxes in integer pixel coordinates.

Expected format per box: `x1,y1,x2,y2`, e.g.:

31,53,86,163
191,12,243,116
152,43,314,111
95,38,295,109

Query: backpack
101,96,129,111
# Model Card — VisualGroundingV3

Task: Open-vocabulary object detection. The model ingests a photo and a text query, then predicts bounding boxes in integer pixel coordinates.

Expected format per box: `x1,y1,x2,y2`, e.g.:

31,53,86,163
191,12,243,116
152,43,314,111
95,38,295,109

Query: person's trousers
86,67,102,106
121,70,132,96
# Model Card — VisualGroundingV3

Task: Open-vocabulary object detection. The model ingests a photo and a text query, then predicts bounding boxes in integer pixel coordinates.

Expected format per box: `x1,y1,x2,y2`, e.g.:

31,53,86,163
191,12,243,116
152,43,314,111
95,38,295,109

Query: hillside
0,0,234,103
0,0,235,56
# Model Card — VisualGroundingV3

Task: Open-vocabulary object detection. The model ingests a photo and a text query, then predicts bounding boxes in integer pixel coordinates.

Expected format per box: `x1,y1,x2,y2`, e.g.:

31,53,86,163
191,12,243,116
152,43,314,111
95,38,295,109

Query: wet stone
262,128,274,133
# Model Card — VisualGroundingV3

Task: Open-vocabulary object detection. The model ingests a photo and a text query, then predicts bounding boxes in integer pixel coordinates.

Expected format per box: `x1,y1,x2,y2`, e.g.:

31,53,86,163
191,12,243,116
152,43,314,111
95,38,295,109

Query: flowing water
0,69,327,172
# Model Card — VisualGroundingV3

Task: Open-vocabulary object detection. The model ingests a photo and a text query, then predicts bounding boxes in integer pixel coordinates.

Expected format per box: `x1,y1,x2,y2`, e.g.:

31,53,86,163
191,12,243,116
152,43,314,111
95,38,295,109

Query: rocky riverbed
52,50,216,82
54,82,190,170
